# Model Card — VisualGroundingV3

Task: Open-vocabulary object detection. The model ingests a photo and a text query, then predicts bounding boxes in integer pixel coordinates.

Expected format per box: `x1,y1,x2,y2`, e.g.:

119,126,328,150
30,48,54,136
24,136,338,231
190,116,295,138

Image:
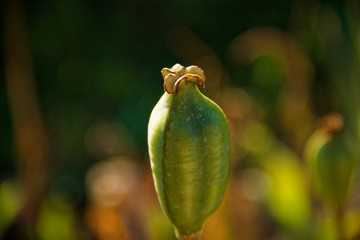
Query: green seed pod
304,114,359,205
147,64,230,239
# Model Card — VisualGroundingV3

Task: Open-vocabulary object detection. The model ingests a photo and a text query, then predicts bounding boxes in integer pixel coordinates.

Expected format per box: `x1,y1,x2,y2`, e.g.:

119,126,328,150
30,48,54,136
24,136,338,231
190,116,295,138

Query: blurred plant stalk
304,114,359,240
3,0,50,234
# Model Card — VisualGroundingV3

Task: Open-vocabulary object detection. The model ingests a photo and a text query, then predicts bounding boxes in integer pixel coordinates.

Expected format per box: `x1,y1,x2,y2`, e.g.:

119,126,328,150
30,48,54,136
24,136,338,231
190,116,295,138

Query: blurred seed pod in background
304,113,359,205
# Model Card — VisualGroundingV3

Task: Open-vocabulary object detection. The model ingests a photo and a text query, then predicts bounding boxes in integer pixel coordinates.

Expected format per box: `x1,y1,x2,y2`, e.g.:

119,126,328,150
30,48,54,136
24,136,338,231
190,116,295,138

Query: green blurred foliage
0,180,21,235
1,0,360,239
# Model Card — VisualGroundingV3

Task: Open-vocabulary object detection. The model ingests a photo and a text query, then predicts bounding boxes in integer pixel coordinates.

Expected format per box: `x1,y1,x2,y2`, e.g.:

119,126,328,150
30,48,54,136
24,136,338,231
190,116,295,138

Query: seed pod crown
161,64,205,94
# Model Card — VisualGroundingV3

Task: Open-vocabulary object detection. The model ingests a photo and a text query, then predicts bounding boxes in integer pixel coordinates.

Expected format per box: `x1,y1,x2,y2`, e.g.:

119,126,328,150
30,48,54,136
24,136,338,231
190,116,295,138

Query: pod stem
335,204,346,240
176,230,202,240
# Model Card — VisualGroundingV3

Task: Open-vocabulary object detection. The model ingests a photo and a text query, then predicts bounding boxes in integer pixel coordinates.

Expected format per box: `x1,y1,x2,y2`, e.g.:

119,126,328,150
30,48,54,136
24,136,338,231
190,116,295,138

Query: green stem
335,204,346,240
176,230,202,240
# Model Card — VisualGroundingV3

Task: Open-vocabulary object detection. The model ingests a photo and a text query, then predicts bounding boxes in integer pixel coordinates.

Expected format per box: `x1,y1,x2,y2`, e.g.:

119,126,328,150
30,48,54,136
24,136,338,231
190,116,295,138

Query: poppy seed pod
304,114,359,204
147,64,230,239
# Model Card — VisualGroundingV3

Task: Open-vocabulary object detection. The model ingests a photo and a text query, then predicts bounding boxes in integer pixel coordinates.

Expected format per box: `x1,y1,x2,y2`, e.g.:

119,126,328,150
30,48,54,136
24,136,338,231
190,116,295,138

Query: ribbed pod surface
148,64,230,238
